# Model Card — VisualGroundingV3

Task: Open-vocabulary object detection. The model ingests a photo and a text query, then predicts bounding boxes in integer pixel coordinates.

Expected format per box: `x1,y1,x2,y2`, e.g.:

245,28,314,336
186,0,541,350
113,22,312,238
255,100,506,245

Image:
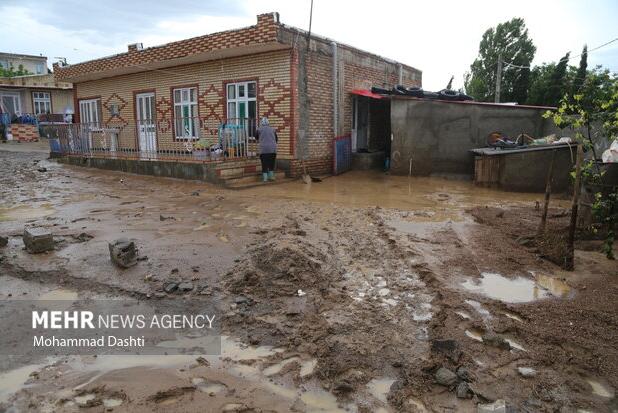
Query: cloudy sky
1,0,617,90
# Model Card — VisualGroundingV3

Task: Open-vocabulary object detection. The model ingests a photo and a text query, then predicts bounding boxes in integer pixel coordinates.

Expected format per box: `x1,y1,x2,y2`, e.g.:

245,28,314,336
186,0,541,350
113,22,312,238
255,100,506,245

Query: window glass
227,84,235,99
226,81,257,122
238,84,245,98
248,82,256,98
173,87,198,138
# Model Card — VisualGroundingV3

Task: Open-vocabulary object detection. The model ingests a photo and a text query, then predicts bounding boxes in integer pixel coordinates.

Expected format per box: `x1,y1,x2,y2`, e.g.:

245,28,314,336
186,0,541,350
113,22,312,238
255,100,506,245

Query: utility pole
495,54,502,103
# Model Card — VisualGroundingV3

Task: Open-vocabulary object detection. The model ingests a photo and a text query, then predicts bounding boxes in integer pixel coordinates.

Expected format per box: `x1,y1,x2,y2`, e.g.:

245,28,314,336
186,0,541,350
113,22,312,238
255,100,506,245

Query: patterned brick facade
55,12,422,177
9,124,40,142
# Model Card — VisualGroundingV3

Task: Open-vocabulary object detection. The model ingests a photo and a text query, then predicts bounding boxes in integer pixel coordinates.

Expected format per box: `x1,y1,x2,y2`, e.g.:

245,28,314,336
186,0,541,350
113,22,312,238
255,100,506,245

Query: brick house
54,12,421,177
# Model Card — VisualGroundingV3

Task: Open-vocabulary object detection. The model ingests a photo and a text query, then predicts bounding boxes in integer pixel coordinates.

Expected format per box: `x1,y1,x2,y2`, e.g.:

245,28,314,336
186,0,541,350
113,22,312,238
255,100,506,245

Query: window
226,81,256,121
173,87,198,139
79,98,102,125
0,92,21,117
33,92,51,115
36,63,45,74
0,60,9,69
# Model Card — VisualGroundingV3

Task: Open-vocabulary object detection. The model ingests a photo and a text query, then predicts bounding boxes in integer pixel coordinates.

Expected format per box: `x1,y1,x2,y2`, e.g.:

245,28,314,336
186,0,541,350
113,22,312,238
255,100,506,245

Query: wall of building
0,54,47,75
74,50,292,158
280,28,422,176
390,98,547,176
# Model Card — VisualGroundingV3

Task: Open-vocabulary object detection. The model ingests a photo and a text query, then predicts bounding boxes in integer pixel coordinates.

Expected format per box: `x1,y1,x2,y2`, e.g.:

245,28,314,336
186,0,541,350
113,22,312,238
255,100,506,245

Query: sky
1,0,617,91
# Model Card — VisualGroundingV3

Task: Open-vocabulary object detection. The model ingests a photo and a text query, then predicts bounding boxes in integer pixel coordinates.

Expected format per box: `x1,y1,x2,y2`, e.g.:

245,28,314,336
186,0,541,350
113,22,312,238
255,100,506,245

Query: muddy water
244,171,555,212
461,272,572,303
0,358,58,403
0,204,55,222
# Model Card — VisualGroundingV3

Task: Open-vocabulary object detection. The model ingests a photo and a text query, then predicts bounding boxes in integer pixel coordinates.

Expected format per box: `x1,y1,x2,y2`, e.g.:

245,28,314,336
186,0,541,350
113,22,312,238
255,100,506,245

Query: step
224,171,289,189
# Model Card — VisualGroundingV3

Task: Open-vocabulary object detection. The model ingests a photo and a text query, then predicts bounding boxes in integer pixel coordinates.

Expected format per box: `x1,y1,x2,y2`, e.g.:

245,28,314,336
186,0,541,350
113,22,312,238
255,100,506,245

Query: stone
456,381,472,399
178,282,194,292
456,366,471,381
517,367,537,377
477,399,516,413
332,381,354,394
164,282,178,293
431,339,462,362
23,228,54,253
481,333,511,350
234,296,249,304
108,238,137,268
0,235,8,247
37,167,47,173
434,367,458,387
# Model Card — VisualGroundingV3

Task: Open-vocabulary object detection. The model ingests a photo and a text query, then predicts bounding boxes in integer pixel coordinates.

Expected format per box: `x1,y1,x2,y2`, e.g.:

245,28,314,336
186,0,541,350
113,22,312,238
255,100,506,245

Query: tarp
350,89,384,99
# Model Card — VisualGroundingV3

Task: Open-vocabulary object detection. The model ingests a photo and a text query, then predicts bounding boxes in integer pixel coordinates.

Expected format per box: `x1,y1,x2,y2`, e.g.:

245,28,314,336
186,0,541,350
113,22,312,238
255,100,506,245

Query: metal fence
46,117,259,162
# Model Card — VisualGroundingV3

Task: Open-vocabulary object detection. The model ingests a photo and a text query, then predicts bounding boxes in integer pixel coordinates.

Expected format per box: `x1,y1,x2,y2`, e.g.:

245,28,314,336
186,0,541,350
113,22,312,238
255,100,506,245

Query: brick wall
74,50,293,158
10,124,39,142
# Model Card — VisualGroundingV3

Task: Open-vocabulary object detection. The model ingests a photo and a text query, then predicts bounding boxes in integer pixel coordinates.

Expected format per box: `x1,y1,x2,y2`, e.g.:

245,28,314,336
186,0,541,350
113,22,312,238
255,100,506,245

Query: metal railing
46,117,259,162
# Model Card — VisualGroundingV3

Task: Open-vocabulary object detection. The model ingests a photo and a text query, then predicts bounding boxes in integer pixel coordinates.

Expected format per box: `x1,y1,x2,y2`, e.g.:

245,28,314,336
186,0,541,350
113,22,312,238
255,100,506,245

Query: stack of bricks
10,124,40,142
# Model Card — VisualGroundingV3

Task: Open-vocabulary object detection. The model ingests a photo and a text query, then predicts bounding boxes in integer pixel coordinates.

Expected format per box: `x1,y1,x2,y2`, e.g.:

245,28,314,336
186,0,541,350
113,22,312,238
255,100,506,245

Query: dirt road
1,144,616,412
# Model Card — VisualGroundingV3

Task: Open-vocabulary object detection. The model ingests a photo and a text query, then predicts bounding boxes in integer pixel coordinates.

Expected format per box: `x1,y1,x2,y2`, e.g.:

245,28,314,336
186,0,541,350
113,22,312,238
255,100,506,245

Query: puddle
465,299,491,317
38,289,78,301
74,393,96,406
0,358,58,403
465,328,484,342
262,356,300,376
103,398,123,407
504,337,526,352
192,377,227,395
503,311,524,323
300,359,317,378
300,389,347,412
455,311,471,319
462,272,571,303
0,204,55,222
586,378,615,398
367,378,395,403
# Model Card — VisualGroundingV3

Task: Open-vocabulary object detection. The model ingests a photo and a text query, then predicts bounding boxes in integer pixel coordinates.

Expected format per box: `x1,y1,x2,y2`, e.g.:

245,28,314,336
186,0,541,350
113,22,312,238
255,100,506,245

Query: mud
0,144,617,412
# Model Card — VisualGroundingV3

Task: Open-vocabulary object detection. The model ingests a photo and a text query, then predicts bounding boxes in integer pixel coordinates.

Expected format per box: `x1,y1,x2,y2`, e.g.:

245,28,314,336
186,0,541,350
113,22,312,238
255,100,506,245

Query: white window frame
33,91,51,115
173,87,198,139
0,91,21,117
36,63,45,74
79,98,101,125
226,81,257,121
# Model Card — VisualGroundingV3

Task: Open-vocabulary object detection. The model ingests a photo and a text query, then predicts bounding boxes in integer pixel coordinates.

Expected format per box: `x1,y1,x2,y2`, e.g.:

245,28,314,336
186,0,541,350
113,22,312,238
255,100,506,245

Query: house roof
0,52,47,60
54,12,421,83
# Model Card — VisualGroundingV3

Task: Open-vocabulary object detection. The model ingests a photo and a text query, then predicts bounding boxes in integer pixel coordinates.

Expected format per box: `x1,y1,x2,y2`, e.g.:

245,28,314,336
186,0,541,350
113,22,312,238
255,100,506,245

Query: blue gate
333,135,352,175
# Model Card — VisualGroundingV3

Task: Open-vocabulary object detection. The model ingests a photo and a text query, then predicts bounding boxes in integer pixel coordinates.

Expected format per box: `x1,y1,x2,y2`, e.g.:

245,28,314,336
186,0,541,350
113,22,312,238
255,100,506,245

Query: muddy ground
0,143,617,413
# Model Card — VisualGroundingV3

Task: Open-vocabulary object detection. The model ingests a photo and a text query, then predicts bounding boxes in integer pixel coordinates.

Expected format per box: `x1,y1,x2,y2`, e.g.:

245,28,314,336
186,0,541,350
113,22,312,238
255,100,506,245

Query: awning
350,89,384,99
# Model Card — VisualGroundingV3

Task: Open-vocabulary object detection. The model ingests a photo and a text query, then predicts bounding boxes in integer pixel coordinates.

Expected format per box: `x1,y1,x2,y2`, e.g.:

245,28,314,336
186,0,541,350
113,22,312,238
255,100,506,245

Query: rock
431,339,462,362
159,214,176,221
332,381,354,394
517,367,537,377
234,296,249,304
456,366,471,381
481,332,511,350
164,282,178,293
178,282,194,292
0,235,8,247
108,238,137,268
456,381,472,399
434,367,458,387
477,399,515,413
195,356,210,366
23,228,54,253
74,232,94,242
191,191,200,196
37,167,47,173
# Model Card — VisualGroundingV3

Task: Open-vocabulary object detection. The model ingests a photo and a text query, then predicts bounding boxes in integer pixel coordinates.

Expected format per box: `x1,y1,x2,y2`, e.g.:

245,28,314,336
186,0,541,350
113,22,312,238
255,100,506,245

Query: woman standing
256,117,278,182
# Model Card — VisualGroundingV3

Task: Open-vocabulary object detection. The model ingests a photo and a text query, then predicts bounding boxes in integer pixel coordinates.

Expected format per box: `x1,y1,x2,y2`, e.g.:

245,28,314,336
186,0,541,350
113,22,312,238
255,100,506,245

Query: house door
79,98,101,151
136,93,156,155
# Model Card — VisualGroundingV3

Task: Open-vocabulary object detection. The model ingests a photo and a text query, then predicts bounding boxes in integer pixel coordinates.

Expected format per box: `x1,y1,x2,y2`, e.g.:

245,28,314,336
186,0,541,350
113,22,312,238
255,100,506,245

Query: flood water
462,272,572,303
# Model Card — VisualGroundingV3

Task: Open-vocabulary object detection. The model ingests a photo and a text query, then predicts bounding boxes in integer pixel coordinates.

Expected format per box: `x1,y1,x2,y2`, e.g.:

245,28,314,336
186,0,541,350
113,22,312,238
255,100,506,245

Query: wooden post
538,149,557,236
566,145,584,270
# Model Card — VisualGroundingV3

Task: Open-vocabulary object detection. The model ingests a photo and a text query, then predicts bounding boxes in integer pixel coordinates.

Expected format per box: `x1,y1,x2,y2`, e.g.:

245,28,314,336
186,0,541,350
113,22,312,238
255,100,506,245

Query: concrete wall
390,98,547,176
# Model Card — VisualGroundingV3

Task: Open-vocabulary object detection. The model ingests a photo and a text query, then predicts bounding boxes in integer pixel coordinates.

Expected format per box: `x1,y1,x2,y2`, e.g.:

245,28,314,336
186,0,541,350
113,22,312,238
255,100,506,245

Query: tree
464,18,536,103
0,64,32,78
572,45,588,95
527,63,556,105
544,52,571,106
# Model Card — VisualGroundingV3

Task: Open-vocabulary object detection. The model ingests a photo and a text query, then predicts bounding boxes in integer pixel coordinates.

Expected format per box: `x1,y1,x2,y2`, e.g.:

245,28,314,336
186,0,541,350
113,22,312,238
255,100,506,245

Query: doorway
136,92,157,155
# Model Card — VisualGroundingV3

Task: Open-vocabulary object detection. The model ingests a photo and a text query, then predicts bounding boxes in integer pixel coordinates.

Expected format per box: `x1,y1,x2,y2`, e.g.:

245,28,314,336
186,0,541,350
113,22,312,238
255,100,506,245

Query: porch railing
45,117,259,162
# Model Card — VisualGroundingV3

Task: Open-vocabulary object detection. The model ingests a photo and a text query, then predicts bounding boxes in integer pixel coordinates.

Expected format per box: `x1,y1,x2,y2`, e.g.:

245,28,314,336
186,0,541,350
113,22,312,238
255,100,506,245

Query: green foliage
544,73,618,259
464,17,536,103
543,52,571,107
0,63,32,78
572,45,588,95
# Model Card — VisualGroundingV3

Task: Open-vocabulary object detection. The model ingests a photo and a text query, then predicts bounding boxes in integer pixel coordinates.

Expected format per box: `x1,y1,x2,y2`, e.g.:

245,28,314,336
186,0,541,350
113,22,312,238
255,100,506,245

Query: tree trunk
566,145,584,270
538,149,557,236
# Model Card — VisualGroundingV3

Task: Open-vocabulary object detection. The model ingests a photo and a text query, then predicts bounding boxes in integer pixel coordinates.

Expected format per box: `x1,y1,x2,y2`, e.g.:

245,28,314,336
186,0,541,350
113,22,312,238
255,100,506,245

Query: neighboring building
0,53,74,120
54,12,421,176
0,52,48,75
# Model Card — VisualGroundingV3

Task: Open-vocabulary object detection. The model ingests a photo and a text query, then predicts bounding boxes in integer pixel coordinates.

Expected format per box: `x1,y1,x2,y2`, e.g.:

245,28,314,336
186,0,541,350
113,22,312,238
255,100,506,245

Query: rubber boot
262,172,268,182
268,170,275,181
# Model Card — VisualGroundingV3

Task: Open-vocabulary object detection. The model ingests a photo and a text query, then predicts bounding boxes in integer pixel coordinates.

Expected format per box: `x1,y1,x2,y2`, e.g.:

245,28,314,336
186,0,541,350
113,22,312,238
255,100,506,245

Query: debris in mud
195,356,210,366
431,339,462,362
23,227,54,253
517,367,537,378
37,167,47,173
481,332,511,350
108,238,137,268
456,381,472,399
0,235,7,247
146,386,195,403
477,399,513,413
434,367,458,386
164,282,178,293
159,214,176,221
72,232,94,243
178,282,194,292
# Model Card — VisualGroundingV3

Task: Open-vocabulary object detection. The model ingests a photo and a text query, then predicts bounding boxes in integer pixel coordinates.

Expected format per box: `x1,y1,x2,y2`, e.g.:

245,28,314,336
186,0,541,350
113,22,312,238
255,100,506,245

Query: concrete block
109,238,137,268
23,228,54,253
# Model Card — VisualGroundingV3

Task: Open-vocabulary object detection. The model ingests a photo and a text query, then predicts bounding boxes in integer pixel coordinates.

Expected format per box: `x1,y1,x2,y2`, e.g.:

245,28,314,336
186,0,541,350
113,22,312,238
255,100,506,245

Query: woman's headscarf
260,117,269,126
